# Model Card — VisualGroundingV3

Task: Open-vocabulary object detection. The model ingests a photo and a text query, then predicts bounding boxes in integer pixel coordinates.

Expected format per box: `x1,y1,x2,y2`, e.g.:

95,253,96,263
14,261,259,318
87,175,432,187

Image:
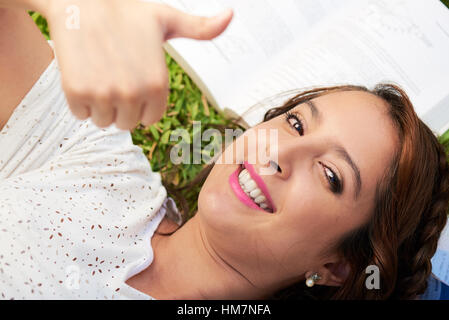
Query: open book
154,0,449,135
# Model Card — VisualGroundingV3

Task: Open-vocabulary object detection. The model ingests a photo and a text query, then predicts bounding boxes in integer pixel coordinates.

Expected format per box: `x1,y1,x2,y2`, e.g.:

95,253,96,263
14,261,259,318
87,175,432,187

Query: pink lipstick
228,162,276,213
243,161,276,212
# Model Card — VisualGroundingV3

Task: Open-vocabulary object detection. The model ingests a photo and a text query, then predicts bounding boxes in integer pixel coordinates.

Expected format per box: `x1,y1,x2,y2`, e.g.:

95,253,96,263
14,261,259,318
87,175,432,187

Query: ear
306,260,351,287
323,261,351,286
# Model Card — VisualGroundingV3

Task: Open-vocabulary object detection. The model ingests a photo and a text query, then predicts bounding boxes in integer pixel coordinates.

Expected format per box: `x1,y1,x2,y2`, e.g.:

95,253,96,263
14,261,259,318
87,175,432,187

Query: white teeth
244,180,257,191
254,195,266,204
249,189,261,198
238,168,271,211
239,170,251,183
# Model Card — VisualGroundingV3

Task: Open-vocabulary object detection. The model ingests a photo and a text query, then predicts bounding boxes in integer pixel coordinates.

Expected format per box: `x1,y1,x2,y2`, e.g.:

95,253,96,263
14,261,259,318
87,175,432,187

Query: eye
285,111,304,136
285,110,343,195
320,162,343,194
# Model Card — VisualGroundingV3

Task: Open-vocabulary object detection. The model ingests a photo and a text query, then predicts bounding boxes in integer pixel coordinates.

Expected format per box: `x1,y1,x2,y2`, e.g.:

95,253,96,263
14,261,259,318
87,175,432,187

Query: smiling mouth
236,163,275,213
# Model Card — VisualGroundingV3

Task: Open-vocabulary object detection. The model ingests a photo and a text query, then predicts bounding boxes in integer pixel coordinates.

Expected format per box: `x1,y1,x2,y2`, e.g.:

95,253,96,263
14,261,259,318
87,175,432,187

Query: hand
39,0,233,129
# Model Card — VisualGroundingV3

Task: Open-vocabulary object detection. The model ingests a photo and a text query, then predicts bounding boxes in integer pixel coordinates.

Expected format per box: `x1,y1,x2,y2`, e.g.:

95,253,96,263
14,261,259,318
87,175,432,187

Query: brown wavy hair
163,84,449,300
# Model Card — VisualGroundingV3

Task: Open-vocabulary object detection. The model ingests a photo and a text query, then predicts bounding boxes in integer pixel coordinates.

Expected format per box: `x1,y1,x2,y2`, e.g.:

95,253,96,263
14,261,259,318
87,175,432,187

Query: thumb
158,5,233,41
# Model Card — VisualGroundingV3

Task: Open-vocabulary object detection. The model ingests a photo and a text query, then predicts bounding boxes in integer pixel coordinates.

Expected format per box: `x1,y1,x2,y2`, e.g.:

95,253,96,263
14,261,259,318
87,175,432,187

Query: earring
305,273,321,287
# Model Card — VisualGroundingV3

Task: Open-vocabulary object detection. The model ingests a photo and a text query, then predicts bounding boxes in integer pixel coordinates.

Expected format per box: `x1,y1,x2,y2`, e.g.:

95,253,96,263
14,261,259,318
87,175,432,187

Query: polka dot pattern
0,41,181,299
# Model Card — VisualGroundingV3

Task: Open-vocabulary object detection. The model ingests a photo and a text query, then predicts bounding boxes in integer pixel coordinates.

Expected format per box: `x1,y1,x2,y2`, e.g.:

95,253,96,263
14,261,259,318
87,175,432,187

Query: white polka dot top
0,41,182,299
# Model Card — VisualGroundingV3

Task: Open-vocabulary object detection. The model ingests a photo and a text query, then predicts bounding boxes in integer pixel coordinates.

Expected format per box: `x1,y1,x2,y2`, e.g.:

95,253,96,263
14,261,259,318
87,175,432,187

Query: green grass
30,9,449,217
132,55,244,217
443,0,449,9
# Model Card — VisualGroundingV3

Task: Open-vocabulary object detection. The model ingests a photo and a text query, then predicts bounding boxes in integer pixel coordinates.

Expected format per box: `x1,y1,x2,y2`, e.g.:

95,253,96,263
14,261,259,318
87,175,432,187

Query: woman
1,6,449,300
126,84,449,300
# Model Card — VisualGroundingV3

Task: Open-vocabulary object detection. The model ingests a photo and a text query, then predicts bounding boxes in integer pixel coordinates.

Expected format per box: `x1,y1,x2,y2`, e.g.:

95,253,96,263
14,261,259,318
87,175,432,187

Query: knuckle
119,87,141,105
147,77,168,95
65,83,93,101
142,105,164,125
93,112,113,127
108,85,122,102
95,87,114,105
91,103,111,117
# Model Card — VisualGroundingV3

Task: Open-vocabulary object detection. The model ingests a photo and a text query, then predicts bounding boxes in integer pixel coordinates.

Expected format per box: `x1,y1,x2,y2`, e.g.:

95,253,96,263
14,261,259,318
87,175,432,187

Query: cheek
274,187,351,258
198,178,229,217
198,168,225,217
197,165,242,233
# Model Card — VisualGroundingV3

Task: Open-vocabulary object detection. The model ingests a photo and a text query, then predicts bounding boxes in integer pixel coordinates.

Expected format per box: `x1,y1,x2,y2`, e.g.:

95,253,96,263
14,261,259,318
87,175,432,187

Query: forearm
0,0,50,13
0,7,53,129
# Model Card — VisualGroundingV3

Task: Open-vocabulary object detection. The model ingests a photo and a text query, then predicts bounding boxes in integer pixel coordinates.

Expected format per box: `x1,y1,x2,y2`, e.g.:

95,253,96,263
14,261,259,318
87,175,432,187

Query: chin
197,177,240,231
198,184,228,217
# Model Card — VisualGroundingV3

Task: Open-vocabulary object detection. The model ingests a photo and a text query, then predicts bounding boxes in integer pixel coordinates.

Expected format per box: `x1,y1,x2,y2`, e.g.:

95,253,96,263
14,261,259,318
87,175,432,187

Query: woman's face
197,90,398,291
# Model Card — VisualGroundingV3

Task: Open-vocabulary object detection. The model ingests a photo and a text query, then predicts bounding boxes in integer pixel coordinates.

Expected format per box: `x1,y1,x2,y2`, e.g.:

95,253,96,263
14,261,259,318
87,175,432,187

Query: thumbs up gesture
38,0,233,129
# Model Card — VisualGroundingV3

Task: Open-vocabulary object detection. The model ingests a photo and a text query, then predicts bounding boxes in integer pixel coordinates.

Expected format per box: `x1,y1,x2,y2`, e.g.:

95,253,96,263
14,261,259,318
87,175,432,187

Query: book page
155,0,356,110
233,0,449,135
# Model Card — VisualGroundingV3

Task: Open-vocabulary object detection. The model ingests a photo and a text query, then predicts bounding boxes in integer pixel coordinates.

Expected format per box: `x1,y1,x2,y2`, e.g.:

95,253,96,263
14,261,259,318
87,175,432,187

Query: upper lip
243,161,276,212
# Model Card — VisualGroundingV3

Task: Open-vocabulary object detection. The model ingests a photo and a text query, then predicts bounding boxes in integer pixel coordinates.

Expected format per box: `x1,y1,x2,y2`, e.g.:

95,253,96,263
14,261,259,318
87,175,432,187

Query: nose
269,160,282,174
261,158,286,178
262,130,321,180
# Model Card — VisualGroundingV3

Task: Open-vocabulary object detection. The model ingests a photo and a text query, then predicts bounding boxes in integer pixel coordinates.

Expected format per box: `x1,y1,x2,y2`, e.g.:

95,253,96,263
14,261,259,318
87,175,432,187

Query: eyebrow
306,100,322,125
333,144,362,199
305,100,362,200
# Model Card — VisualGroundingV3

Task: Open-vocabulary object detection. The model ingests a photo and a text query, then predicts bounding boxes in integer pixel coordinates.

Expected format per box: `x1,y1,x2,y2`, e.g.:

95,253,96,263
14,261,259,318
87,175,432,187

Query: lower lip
229,166,267,212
